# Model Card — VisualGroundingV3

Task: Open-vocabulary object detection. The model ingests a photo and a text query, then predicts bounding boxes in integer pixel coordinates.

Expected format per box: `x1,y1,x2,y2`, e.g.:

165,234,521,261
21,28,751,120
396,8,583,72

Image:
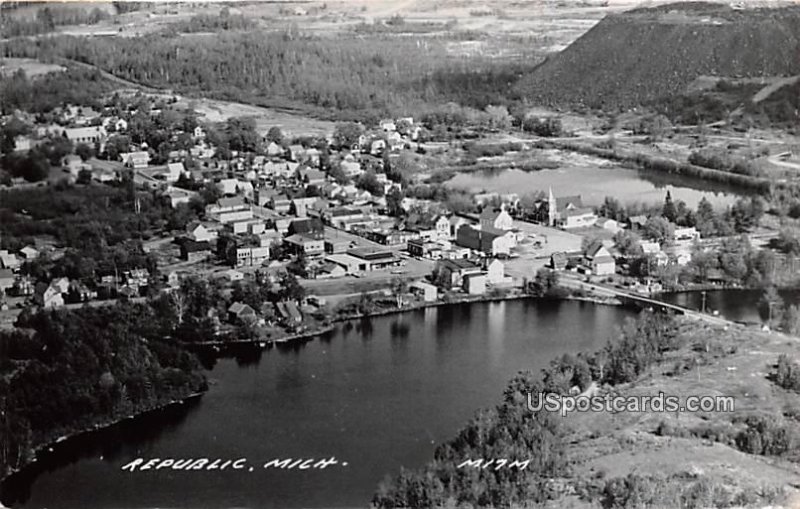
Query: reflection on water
1,398,201,506
3,300,634,509
659,289,800,324
447,166,746,208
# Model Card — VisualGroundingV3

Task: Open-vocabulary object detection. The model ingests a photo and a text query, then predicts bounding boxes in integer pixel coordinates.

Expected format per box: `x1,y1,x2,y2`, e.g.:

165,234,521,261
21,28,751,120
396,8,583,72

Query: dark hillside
517,2,800,110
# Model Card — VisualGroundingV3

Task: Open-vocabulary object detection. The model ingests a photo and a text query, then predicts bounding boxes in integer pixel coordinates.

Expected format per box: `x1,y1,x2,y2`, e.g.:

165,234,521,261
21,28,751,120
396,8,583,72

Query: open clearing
0,58,65,78
182,97,337,137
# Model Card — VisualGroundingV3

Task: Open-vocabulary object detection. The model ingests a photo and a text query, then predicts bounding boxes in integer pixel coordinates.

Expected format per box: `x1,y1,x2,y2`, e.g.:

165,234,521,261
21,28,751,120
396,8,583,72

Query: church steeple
548,187,556,227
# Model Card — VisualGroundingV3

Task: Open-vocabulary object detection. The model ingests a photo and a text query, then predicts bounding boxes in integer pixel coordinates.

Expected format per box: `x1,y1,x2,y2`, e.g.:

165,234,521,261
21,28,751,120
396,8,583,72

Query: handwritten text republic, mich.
120,457,345,472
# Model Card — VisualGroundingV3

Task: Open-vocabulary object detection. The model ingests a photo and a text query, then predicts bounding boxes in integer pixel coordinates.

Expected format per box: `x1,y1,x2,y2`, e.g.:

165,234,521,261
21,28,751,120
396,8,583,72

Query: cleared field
0,57,64,78
183,97,337,138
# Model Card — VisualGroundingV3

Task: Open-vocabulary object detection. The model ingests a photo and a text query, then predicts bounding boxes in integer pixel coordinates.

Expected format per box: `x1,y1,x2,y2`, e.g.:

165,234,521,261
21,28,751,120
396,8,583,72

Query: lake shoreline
0,391,205,488
187,290,625,348
0,290,622,493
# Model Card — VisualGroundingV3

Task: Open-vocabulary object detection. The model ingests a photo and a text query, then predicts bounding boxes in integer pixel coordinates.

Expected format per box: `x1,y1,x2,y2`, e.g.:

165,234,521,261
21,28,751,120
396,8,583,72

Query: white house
598,218,622,234
480,205,513,231
432,216,451,242
165,162,185,183
217,178,239,196
674,227,700,242
186,222,215,242
584,242,616,276
485,259,511,285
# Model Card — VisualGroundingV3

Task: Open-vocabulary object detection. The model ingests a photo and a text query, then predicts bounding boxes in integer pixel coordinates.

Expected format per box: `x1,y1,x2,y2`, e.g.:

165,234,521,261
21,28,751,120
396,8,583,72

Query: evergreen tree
662,191,677,223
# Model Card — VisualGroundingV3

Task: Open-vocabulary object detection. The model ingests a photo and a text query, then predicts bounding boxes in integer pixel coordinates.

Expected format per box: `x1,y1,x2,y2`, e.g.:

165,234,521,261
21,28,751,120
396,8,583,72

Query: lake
2,300,634,508
446,166,746,209
659,289,800,324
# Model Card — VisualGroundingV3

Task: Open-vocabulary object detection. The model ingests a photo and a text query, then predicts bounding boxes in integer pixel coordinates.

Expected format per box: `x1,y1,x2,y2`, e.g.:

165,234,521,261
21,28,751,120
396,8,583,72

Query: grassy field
0,57,64,78
552,318,800,506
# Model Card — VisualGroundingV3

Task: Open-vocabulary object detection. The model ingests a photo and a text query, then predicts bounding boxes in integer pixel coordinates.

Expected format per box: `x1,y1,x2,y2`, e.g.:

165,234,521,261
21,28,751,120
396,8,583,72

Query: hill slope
517,2,800,110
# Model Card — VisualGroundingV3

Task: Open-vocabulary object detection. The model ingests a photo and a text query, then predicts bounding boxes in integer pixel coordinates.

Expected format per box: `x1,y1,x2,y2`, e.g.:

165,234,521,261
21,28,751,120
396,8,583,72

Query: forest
372,312,681,507
0,30,538,122
0,302,207,481
0,67,116,115
0,183,199,281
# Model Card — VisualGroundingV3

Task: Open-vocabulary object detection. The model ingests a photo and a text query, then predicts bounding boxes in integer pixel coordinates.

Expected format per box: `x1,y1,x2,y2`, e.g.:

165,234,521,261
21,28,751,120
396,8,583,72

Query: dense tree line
0,303,207,480
0,67,115,115
0,5,110,38
164,9,258,34
0,184,198,280
373,312,678,507
1,31,536,122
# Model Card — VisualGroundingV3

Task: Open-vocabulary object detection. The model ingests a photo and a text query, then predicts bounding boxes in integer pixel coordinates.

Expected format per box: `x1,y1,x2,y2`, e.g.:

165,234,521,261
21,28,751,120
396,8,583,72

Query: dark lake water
658,289,800,324
447,166,746,209
2,300,634,509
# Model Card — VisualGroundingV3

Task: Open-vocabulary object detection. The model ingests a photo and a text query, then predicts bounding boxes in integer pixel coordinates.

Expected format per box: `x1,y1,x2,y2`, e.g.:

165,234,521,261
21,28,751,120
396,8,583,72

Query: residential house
628,215,648,230
448,216,471,239
304,148,321,166
598,218,622,234
165,271,180,289
164,186,196,208
180,240,212,262
62,154,85,176
124,269,149,289
434,215,451,241
674,227,700,242
434,259,482,288
19,246,39,260
270,194,292,213
275,301,303,325
121,151,150,169
463,273,487,295
410,280,438,302
369,139,386,156
584,242,616,276
217,178,239,196
0,250,21,270
0,269,14,295
165,162,185,182
223,269,245,282
456,225,515,257
68,280,97,302
290,197,319,218
547,189,597,229
266,141,283,157
640,241,661,256
550,252,568,271
315,263,347,279
186,222,216,242
288,218,325,239
485,259,510,285
341,159,363,178
52,277,70,294
233,246,271,267
228,302,257,324
288,144,306,162
34,281,65,309
480,205,514,231
64,126,107,145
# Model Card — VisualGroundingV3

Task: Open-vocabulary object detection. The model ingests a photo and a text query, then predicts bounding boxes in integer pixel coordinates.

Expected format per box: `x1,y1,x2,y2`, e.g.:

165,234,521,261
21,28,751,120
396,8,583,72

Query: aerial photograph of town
0,0,799,507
